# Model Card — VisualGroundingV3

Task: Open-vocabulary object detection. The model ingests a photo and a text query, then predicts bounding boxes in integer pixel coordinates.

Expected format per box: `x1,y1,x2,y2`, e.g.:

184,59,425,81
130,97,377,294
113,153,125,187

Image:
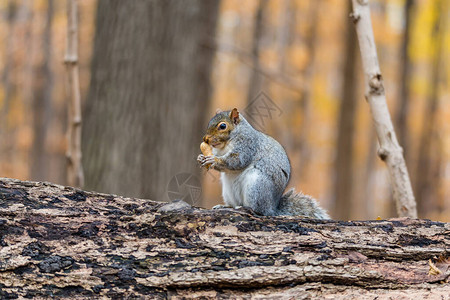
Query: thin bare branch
65,0,84,187
351,0,417,218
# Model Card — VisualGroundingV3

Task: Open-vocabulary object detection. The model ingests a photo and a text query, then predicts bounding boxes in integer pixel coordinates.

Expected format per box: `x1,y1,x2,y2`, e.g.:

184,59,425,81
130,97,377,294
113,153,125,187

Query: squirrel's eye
219,123,227,130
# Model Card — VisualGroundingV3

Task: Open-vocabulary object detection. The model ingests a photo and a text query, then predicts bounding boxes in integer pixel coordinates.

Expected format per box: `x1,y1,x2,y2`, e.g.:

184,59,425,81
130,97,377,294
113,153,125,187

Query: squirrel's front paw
197,154,216,169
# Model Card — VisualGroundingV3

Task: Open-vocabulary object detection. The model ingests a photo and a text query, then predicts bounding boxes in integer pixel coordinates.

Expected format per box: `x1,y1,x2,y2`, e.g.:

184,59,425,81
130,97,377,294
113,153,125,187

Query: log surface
0,178,449,299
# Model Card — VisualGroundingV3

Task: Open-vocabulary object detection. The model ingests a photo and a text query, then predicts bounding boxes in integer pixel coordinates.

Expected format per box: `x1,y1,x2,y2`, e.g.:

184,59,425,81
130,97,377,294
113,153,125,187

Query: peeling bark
0,178,448,298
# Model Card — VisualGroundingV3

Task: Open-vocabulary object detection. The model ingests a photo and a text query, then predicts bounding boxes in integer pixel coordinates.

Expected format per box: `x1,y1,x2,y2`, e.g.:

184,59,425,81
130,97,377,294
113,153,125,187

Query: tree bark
31,0,54,182
0,177,449,299
350,0,417,218
83,0,220,202
333,1,359,220
65,0,84,188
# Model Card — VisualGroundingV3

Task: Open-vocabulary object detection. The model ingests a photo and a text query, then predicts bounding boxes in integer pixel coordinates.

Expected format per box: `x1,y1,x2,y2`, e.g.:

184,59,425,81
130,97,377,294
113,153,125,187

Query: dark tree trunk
83,0,220,202
415,0,445,217
395,0,414,167
333,2,359,220
30,0,54,181
0,178,449,298
246,0,268,104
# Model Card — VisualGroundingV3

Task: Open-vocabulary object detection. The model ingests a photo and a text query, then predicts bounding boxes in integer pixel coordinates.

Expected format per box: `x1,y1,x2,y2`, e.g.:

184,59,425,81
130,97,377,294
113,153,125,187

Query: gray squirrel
197,108,329,219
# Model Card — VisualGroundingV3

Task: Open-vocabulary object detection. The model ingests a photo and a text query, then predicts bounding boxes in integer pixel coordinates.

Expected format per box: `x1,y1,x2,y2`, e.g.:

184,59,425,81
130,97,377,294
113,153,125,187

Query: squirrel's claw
197,154,216,169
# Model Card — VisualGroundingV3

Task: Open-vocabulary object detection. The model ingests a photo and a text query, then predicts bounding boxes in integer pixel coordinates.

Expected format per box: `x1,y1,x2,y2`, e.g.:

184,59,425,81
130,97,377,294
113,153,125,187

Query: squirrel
197,108,329,219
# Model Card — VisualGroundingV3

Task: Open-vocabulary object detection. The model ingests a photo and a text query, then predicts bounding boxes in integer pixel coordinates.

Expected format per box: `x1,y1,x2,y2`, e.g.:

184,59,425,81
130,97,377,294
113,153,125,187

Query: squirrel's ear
230,108,240,125
215,108,223,115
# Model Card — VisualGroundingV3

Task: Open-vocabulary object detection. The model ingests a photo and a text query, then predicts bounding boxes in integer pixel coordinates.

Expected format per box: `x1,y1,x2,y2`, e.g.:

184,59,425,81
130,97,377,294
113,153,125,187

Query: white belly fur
212,143,261,208
220,166,260,208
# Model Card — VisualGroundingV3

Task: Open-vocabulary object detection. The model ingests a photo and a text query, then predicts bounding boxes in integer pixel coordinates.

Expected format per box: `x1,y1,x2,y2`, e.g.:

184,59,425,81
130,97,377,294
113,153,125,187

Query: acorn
200,142,213,156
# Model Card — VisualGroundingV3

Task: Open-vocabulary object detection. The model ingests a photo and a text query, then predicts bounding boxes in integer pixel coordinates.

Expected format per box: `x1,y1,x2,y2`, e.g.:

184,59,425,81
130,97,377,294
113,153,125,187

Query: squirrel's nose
203,135,209,143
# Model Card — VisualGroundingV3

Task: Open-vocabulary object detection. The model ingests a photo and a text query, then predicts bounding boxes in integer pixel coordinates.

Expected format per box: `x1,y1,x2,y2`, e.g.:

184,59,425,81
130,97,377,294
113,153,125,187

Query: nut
200,142,213,156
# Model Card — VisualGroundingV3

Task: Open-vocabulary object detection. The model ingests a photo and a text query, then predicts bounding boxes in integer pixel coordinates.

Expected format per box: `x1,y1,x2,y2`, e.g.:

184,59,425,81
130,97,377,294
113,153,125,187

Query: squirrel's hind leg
242,171,280,216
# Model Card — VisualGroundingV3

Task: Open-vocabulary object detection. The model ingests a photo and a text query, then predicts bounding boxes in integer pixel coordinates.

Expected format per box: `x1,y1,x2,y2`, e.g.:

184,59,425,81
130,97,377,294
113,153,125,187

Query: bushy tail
277,188,330,219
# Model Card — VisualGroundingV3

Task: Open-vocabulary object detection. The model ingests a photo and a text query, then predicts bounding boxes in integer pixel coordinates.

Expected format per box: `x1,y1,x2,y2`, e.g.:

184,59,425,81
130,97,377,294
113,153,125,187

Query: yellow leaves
410,0,442,60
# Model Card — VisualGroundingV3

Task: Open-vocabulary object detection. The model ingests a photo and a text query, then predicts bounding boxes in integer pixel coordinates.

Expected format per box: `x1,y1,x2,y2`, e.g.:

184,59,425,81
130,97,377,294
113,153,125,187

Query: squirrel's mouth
210,142,222,148
209,136,230,149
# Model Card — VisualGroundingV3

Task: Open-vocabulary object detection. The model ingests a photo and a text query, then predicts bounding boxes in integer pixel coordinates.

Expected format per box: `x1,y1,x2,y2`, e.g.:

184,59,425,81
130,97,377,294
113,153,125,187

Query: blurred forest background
0,0,448,221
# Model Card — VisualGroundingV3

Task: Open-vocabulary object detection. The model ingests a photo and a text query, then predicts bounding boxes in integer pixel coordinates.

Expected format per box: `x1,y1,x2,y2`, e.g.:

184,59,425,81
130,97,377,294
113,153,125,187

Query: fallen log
0,178,449,299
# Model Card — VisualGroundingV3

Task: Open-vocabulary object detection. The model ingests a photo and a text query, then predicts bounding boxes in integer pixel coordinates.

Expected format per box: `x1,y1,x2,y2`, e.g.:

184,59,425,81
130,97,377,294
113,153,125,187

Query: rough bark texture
351,0,417,218
0,177,449,299
83,0,220,201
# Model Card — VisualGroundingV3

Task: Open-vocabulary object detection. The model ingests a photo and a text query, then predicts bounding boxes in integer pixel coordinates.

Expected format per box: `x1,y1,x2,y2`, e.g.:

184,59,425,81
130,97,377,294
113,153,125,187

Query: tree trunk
0,177,449,299
414,0,445,217
395,0,415,167
0,0,18,168
83,0,220,202
1,0,17,121
30,0,54,182
333,2,359,220
361,127,377,219
296,0,320,182
351,0,417,218
246,0,268,105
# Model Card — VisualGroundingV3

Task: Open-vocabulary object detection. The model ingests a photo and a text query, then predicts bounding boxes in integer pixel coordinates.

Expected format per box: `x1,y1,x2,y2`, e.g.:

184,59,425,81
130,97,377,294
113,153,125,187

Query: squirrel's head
203,108,240,149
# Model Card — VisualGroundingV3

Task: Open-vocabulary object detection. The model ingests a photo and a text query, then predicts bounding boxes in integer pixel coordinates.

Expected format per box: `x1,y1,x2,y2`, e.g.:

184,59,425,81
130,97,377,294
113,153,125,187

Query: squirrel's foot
197,154,216,169
212,204,232,210
235,205,256,214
